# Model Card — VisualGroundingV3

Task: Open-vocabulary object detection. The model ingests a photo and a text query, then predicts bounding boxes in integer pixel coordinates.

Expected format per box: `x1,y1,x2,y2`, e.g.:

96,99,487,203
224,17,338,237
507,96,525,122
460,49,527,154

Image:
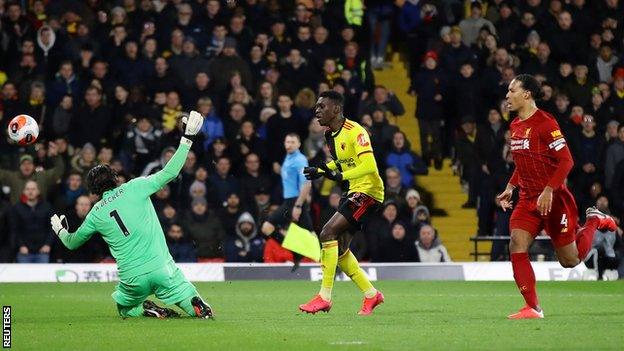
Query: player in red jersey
497,74,617,319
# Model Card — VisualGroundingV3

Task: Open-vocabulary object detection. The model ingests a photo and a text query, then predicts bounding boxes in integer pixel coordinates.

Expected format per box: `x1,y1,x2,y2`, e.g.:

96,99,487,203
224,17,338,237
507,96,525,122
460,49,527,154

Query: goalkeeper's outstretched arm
131,111,204,197
52,213,96,250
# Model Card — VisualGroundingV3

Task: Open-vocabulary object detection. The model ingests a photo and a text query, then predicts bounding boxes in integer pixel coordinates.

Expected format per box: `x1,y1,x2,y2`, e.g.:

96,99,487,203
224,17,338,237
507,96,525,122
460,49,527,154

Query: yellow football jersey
326,118,384,202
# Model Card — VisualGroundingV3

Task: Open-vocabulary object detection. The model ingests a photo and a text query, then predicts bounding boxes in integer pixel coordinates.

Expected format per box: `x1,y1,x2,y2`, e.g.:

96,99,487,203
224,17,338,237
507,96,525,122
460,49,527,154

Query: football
7,114,39,145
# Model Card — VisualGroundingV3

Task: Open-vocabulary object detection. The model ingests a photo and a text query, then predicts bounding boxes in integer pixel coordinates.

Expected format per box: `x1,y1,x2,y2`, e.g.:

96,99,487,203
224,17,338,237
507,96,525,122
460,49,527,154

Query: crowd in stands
403,0,623,273
0,0,448,266
0,0,622,274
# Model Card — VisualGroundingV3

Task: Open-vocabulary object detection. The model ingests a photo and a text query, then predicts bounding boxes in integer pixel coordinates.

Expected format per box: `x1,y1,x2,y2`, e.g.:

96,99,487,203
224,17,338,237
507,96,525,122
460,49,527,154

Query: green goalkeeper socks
176,298,197,317
117,304,144,318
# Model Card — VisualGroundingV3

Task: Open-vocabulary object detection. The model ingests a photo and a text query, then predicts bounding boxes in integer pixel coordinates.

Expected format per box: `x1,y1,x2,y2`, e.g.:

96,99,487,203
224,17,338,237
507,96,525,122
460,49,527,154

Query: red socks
511,252,539,309
575,217,599,261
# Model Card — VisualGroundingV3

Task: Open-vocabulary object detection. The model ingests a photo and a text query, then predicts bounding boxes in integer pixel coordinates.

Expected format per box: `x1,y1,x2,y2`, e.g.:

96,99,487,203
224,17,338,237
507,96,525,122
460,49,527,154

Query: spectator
70,85,113,148
0,143,64,204
46,60,82,108
571,115,604,200
336,41,374,92
401,189,423,227
456,115,479,209
183,197,225,262
148,57,180,98
545,11,586,64
360,85,405,118
475,109,508,234
225,212,264,262
208,37,252,93
563,64,595,108
366,201,400,261
70,143,98,179
112,40,153,87
234,120,266,161
166,223,198,263
369,106,399,161
378,221,420,262
56,170,88,211
611,69,624,119
416,224,452,262
440,26,476,77
384,167,410,210
458,1,496,47
196,97,224,152
410,50,447,169
265,94,306,166
10,181,53,263
55,195,106,263
168,38,210,92
366,0,394,69
218,192,245,236
282,48,315,93
121,116,163,176
385,131,428,188
210,157,240,205
604,125,624,191
594,44,619,84
239,153,272,210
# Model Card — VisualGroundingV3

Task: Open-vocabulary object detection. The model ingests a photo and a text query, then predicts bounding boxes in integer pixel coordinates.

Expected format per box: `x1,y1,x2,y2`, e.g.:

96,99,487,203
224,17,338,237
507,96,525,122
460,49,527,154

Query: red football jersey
509,109,574,198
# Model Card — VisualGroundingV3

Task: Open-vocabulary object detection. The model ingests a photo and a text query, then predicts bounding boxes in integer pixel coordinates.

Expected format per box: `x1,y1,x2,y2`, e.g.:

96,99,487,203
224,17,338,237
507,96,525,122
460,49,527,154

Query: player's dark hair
87,164,118,196
514,74,544,100
318,90,344,107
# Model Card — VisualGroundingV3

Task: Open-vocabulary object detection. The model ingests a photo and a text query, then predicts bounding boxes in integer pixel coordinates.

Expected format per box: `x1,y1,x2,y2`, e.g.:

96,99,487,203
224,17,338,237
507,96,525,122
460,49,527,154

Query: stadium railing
469,235,551,261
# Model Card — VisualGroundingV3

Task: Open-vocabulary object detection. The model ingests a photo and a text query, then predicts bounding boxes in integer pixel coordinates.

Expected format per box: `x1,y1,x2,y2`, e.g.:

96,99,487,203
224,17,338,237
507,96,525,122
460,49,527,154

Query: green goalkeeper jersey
59,138,192,280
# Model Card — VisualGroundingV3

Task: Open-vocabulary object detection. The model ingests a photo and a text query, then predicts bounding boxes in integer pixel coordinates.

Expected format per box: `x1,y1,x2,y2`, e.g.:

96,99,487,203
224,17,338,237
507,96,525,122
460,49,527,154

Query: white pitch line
329,341,366,346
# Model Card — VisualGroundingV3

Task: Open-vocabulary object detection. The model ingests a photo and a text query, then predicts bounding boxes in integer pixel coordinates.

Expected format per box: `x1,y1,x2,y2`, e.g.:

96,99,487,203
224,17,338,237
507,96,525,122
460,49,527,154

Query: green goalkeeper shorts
112,260,198,307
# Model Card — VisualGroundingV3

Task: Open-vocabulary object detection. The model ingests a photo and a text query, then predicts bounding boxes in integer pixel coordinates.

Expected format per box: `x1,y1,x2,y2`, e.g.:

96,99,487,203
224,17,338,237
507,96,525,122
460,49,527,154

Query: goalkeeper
51,111,213,319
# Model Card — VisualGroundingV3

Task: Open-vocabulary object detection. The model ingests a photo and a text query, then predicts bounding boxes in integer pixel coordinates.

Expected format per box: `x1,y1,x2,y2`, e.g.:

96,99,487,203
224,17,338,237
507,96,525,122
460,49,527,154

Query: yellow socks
338,249,377,298
319,240,338,301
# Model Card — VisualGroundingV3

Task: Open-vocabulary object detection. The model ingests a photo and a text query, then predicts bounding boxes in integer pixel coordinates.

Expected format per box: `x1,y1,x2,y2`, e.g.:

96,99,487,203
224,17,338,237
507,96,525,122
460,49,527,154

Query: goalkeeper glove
303,167,323,180
182,110,204,141
50,214,68,236
318,163,343,182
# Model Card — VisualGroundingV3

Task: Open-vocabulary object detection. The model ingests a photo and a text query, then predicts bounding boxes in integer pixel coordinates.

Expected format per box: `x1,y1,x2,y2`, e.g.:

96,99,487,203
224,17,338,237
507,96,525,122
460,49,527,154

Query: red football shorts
509,187,578,248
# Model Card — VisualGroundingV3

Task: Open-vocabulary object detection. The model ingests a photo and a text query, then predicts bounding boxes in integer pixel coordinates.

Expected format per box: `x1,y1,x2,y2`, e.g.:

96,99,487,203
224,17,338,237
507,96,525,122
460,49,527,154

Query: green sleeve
59,213,97,250
129,137,192,197
341,151,377,180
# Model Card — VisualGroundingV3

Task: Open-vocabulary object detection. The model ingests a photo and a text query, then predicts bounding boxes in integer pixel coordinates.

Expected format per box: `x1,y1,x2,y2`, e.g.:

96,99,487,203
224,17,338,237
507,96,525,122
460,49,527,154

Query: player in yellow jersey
299,91,385,315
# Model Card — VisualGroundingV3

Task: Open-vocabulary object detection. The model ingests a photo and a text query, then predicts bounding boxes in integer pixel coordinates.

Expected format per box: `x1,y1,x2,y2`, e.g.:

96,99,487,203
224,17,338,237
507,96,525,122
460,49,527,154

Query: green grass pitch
2,281,624,350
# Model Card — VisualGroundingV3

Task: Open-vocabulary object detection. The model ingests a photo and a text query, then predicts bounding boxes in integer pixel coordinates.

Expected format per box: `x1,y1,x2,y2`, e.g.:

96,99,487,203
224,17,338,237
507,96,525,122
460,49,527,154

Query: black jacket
9,200,54,252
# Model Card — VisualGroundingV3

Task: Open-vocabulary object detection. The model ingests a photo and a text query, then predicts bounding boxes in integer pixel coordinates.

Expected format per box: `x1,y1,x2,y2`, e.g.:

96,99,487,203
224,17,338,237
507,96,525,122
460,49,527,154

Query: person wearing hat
0,142,64,204
182,196,226,262
409,48,447,169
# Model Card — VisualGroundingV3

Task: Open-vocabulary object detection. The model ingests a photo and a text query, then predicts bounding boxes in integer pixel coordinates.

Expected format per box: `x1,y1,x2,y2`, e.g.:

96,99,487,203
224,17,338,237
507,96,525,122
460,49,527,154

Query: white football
8,114,39,145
